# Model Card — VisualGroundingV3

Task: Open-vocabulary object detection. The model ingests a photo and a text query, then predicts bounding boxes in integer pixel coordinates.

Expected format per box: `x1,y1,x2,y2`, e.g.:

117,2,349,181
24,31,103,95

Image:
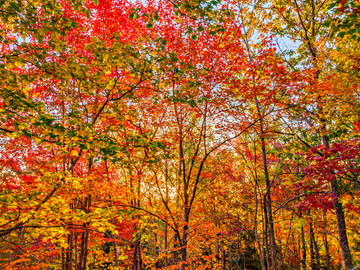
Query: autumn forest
1,0,360,269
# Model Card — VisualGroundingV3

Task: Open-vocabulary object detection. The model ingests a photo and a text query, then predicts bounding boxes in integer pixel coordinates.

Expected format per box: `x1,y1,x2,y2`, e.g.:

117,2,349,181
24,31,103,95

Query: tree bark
322,135,353,269
181,207,189,270
310,222,319,269
323,214,331,269
254,132,267,270
264,200,271,270
301,226,306,270
66,227,73,270
331,180,353,269
256,97,277,269
221,243,226,270
309,223,316,270
113,237,119,268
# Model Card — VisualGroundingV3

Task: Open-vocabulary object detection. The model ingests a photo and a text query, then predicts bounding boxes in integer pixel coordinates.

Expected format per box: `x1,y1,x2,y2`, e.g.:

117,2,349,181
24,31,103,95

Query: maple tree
1,0,360,269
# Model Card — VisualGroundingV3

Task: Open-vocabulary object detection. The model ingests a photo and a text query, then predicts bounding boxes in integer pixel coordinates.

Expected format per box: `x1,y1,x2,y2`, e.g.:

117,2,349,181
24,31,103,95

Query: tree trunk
132,223,142,270
332,180,353,269
322,135,353,269
66,227,73,270
62,247,65,270
301,226,306,270
78,196,91,270
221,243,226,270
79,230,89,270
264,200,271,270
74,228,78,270
297,231,301,270
254,132,267,270
255,97,277,269
310,222,320,269
309,223,316,270
323,214,331,269
164,221,168,268
181,207,189,270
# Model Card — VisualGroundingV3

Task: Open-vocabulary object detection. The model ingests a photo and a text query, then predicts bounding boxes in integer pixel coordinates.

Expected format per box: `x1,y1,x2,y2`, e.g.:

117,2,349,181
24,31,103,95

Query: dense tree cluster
0,0,359,269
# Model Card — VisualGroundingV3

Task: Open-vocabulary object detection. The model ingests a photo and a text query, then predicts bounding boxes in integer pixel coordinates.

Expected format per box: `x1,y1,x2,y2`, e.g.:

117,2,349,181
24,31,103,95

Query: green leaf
197,26,204,32
338,31,346,38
